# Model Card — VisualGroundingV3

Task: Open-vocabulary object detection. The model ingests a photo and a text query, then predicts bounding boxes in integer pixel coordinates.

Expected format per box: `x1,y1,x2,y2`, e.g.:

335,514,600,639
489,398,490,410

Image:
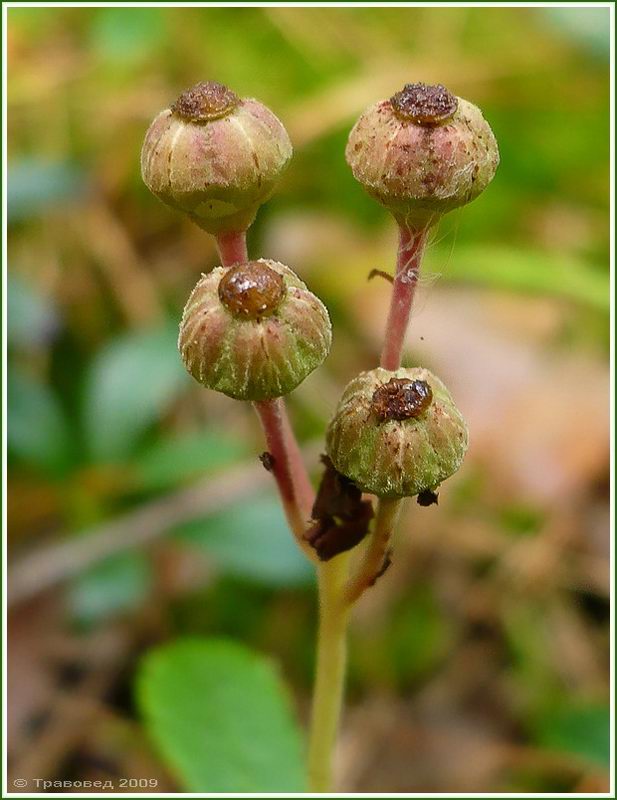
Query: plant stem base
307,554,351,792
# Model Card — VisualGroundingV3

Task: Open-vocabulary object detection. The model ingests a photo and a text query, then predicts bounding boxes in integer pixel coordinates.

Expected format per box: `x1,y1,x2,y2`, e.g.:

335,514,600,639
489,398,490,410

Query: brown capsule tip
171,81,239,122
390,83,458,125
371,378,433,422
218,261,286,320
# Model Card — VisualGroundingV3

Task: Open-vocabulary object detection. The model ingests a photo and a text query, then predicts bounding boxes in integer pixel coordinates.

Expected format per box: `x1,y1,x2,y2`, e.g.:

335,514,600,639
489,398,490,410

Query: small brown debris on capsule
390,83,458,126
371,378,433,422
259,451,275,471
417,488,439,506
218,261,286,320
305,456,374,561
171,81,239,122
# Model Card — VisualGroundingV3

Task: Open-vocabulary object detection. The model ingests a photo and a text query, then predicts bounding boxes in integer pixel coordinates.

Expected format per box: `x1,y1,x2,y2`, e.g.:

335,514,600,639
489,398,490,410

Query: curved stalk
344,497,402,606
280,401,315,519
253,398,316,561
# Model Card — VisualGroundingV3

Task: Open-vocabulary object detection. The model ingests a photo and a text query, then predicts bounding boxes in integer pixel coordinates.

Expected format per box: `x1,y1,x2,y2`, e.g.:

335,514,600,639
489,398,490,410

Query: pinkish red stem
215,229,317,559
216,229,249,266
253,399,314,558
380,222,430,371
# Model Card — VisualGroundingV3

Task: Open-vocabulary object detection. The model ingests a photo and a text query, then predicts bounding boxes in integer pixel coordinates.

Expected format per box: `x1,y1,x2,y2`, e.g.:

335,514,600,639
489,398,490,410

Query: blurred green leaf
499,503,546,537
8,368,73,474
8,160,84,222
68,552,152,626
503,603,565,710
434,245,609,311
90,7,166,62
542,8,610,59
171,578,279,644
351,585,452,689
134,430,250,492
174,494,313,589
491,106,608,204
82,324,187,462
532,703,610,768
8,274,59,348
389,587,452,681
137,638,306,792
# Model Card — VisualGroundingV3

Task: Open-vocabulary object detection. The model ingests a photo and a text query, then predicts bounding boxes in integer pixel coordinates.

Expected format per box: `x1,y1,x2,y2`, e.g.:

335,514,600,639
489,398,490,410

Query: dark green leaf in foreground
137,638,306,792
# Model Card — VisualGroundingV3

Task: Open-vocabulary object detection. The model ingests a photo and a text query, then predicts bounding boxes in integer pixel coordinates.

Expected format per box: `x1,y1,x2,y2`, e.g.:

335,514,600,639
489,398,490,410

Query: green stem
344,497,402,606
307,553,352,792
306,501,401,791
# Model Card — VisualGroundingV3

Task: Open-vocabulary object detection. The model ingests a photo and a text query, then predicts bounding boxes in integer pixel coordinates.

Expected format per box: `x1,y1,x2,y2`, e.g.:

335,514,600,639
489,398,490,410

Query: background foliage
7,5,610,793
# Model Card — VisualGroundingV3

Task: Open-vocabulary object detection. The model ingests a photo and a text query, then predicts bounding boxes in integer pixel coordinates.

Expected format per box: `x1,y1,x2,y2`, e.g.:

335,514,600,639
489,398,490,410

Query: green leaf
532,703,610,768
82,324,187,462
351,585,452,688
134,430,250,492
433,245,609,312
542,8,610,59
68,552,152,626
174,494,314,589
8,368,73,474
7,274,59,348
137,638,306,792
8,159,84,223
499,503,546,537
90,7,166,62
389,587,452,680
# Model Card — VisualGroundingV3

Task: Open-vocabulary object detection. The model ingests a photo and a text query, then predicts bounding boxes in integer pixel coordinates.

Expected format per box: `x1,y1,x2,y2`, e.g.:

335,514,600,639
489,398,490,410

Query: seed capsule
179,259,331,401
326,367,468,498
346,83,499,228
141,81,292,235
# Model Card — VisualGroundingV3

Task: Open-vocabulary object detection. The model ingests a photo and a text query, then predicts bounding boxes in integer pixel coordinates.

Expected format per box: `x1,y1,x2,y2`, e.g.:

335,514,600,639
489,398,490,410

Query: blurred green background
7,5,610,793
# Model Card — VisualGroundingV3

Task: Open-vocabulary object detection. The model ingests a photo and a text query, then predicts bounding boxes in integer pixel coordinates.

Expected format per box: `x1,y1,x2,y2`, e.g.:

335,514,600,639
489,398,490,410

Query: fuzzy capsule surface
141,81,292,234
346,83,499,228
179,259,331,401
326,367,468,498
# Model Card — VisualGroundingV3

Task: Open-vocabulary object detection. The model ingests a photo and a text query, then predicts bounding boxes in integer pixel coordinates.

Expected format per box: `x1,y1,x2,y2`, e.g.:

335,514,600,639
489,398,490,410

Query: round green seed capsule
326,367,468,498
179,259,331,401
141,81,292,235
346,83,499,228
